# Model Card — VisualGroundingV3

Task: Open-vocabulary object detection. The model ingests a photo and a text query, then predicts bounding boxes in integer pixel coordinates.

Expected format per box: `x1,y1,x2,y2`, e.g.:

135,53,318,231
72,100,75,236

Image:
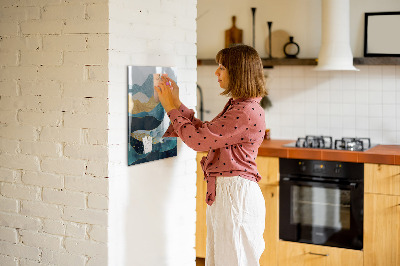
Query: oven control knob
298,161,306,171
334,164,342,174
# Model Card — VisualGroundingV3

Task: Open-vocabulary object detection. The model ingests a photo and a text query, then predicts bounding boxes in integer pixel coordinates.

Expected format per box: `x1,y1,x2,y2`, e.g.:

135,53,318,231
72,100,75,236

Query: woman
155,45,267,266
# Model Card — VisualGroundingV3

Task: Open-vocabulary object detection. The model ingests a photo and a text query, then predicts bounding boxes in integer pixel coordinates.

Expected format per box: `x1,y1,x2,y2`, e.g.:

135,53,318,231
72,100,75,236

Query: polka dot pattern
163,98,266,206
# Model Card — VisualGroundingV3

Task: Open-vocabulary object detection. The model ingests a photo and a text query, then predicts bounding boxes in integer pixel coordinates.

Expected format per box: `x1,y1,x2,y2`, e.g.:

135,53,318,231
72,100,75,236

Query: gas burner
285,136,373,151
334,137,371,151
295,135,333,149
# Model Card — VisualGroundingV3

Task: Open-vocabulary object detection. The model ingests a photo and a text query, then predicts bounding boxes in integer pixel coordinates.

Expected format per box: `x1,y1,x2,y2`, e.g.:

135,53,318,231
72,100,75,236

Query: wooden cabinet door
364,193,400,266
365,164,400,196
196,152,208,258
256,156,279,186
278,241,363,266
259,185,279,266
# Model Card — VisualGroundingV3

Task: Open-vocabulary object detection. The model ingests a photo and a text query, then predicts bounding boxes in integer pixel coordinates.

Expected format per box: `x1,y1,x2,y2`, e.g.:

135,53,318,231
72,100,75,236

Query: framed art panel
127,66,178,166
364,11,400,57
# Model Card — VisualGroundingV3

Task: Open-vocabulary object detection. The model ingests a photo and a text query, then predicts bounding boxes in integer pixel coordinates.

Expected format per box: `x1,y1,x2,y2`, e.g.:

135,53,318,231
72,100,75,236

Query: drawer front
365,164,400,196
278,241,363,266
256,156,279,186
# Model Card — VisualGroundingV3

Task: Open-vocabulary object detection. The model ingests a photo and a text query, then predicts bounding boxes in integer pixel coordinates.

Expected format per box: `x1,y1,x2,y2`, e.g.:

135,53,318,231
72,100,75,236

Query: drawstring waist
200,156,259,206
200,156,216,206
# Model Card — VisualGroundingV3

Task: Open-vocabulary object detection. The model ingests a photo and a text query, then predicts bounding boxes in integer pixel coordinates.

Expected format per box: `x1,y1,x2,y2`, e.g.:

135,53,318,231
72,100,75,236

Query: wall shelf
353,57,400,65
197,57,400,68
261,58,317,67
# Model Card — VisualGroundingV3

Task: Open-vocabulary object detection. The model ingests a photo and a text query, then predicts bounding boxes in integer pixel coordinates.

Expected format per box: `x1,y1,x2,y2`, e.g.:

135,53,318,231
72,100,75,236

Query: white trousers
205,176,266,266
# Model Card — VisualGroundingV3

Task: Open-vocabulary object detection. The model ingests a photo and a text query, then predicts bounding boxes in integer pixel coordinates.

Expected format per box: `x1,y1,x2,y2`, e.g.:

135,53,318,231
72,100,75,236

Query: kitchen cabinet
259,184,279,266
195,154,280,265
364,193,400,266
364,163,400,196
364,163,400,266
278,241,363,266
196,152,208,258
196,154,400,264
256,156,279,186
256,156,279,266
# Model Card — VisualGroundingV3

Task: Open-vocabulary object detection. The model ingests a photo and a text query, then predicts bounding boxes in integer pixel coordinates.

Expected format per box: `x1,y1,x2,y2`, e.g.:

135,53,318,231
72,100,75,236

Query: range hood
314,0,359,71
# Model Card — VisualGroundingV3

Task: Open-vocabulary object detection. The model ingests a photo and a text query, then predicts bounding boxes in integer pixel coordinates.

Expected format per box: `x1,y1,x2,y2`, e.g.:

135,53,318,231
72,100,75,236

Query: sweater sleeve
163,103,204,137
166,106,253,152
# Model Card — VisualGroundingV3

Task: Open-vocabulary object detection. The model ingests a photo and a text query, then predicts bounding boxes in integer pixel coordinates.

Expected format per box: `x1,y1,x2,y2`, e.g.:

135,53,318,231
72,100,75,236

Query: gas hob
283,135,376,152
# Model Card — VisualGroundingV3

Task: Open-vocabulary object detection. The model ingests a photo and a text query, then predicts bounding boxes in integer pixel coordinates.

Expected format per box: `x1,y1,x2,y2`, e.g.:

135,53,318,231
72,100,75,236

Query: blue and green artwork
128,66,177,166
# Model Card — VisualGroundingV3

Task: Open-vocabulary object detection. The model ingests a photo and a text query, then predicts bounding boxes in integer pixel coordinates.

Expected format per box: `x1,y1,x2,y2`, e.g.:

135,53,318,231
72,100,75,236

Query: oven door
279,177,363,250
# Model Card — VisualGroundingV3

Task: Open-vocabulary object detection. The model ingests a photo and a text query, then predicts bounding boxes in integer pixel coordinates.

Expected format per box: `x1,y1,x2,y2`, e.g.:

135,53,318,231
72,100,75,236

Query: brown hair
215,45,267,99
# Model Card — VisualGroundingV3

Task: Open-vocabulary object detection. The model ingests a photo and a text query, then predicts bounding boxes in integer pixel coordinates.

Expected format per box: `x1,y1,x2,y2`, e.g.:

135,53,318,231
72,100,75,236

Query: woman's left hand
154,80,177,113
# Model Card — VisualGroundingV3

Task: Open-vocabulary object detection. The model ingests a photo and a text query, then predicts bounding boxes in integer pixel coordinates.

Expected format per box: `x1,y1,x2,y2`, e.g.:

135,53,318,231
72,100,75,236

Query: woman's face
215,64,229,89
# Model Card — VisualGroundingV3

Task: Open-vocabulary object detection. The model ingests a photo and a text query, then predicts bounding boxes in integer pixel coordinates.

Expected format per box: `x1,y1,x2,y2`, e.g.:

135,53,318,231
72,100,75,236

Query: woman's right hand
162,75,181,108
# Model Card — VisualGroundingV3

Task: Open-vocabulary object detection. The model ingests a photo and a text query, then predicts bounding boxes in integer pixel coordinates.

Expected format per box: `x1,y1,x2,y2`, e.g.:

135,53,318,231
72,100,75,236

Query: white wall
0,0,197,265
198,64,400,145
0,1,109,265
198,0,400,58
265,65,400,144
108,0,198,265
197,0,400,145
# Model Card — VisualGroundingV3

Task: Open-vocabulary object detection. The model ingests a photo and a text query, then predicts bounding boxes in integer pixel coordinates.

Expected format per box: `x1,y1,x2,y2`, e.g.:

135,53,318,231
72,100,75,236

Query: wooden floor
196,257,205,266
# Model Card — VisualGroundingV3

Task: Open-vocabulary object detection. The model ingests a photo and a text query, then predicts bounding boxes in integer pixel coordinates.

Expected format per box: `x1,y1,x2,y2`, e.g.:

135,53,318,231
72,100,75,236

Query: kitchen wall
108,0,198,266
199,65,400,144
198,0,400,58
266,65,399,144
198,0,321,59
0,0,197,265
197,0,400,145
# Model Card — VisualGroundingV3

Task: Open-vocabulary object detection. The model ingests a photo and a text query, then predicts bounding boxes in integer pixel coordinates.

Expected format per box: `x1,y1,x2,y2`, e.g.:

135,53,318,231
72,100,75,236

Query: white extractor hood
314,0,359,71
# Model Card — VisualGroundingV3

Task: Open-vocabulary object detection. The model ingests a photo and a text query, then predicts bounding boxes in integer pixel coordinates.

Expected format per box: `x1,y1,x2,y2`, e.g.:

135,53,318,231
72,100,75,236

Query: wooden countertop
258,139,400,165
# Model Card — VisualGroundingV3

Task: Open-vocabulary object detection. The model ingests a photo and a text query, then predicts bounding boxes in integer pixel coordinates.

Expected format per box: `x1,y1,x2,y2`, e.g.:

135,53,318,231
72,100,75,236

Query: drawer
365,163,400,196
256,156,279,186
278,241,363,266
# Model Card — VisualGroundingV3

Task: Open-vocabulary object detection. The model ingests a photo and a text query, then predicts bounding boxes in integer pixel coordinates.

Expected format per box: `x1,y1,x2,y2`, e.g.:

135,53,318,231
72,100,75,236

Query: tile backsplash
197,65,400,145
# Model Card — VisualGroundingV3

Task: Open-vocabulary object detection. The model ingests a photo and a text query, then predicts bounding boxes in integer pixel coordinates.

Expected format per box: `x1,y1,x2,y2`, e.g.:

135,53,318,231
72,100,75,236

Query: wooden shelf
197,57,400,68
353,57,400,65
262,58,317,67
197,58,317,67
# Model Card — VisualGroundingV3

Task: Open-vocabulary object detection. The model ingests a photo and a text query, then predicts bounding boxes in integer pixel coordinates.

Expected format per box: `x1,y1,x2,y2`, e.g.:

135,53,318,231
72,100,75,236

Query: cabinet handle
309,252,329,257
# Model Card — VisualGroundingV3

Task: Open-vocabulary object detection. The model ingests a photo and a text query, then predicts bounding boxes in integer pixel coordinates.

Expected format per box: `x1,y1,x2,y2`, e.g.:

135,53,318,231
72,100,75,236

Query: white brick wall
1,0,198,265
108,0,198,265
0,1,109,265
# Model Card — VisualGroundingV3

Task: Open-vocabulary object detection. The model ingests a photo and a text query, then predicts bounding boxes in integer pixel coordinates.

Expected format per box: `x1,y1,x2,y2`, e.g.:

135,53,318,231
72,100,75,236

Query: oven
279,158,364,250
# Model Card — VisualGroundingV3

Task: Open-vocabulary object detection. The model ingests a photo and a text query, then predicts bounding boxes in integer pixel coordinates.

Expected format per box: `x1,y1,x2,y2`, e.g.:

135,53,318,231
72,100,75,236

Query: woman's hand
154,79,177,113
162,76,181,108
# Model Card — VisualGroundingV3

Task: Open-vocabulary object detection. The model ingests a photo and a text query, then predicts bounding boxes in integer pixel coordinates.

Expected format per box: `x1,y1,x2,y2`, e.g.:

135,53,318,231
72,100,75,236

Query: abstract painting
128,66,178,166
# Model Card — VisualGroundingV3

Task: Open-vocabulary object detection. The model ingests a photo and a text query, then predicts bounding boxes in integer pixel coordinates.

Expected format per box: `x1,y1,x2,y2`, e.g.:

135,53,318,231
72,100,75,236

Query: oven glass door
280,178,363,250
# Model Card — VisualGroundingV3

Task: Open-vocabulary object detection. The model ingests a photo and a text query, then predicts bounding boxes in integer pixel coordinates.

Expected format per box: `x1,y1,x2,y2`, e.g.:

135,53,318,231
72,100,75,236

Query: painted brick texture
0,1,109,265
108,0,198,265
1,0,198,265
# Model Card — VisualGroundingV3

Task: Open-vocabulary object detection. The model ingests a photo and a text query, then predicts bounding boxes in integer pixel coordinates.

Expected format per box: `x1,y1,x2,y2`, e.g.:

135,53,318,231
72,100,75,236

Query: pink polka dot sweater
163,97,266,206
